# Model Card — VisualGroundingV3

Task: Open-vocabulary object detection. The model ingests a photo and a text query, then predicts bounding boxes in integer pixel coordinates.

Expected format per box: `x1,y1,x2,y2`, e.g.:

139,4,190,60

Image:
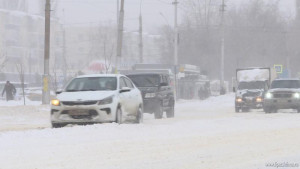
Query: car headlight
236,98,243,102
51,99,60,106
98,96,114,105
265,92,272,99
293,93,300,99
145,93,156,98
256,97,263,102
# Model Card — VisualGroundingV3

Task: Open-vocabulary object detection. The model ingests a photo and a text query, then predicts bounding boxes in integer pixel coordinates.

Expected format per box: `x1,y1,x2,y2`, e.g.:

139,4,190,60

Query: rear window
127,74,160,87
271,80,300,89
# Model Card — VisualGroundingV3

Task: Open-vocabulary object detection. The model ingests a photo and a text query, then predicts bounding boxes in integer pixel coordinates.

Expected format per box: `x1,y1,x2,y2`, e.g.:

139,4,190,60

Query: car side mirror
233,87,236,92
56,89,63,95
120,87,131,93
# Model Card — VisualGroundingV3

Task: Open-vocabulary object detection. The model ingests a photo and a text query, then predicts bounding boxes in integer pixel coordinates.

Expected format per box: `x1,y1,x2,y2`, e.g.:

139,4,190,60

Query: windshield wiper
81,89,97,91
66,89,79,92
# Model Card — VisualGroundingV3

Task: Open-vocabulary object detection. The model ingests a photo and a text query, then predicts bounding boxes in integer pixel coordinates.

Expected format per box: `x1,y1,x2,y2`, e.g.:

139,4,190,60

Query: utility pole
62,9,67,84
284,30,291,77
62,27,67,84
42,0,51,104
220,0,226,95
139,0,143,63
115,0,119,73
172,0,179,99
116,0,125,73
173,0,178,66
117,0,120,23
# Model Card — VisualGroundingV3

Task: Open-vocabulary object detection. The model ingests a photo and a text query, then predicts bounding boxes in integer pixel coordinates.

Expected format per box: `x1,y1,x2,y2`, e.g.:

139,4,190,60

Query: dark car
235,80,269,112
127,73,175,119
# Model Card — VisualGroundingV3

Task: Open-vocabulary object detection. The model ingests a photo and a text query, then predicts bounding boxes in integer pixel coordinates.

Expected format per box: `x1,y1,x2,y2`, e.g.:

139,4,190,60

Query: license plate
69,110,89,116
245,97,253,101
278,99,289,103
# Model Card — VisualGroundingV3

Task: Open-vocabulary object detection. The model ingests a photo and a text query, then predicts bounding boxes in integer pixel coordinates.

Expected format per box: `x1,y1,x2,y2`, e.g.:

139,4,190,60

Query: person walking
1,81,16,101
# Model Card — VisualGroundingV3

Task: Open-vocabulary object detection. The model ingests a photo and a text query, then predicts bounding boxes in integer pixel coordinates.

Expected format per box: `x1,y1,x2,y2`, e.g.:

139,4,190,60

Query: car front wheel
154,104,163,119
264,106,271,113
136,106,143,123
166,105,174,118
116,108,122,124
52,123,66,128
241,107,249,112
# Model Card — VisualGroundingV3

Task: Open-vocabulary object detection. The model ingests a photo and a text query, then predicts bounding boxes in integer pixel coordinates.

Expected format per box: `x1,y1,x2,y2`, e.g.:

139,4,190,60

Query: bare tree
15,62,26,105
0,53,7,73
51,68,58,94
158,0,289,79
104,43,114,74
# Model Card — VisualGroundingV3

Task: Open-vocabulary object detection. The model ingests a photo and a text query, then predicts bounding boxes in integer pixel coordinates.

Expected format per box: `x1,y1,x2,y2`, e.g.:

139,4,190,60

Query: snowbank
0,98,42,107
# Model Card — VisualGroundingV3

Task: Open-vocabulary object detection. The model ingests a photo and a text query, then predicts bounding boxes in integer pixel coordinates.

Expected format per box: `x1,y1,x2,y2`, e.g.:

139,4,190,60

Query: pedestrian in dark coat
1,81,16,101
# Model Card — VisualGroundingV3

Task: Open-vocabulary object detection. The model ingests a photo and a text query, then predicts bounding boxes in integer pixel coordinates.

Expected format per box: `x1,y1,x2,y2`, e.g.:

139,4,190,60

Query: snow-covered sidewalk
0,99,50,131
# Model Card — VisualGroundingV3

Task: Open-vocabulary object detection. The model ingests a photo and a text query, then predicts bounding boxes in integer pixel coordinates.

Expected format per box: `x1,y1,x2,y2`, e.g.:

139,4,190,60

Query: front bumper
264,98,300,109
143,98,160,113
51,103,117,124
235,98,263,109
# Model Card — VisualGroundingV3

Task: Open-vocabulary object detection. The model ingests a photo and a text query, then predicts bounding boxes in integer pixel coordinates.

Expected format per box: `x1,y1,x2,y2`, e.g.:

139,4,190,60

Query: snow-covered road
0,94,300,169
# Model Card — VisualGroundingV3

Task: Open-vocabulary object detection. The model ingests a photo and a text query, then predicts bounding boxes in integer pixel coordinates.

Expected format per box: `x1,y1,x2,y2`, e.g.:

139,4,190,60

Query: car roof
76,74,123,78
239,80,267,82
126,73,168,76
273,78,300,81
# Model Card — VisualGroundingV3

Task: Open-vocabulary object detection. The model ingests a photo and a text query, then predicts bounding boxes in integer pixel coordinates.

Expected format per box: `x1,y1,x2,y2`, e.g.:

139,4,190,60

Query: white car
51,74,143,128
263,79,300,113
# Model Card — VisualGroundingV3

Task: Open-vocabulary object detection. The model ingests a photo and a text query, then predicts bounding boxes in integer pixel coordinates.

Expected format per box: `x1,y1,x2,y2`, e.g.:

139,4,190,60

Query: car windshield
127,74,160,87
65,77,117,92
271,80,300,89
238,81,265,90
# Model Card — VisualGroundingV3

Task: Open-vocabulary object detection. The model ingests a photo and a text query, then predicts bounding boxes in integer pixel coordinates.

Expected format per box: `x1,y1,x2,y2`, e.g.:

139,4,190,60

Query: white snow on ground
0,99,50,131
0,97,42,107
0,94,300,169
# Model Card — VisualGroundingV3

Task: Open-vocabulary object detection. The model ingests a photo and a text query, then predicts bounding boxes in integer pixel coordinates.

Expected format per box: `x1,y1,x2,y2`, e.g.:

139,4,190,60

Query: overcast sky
50,0,296,33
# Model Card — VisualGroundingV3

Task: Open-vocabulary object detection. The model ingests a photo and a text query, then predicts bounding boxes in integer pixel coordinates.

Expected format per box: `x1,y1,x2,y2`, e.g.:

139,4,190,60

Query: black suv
127,73,175,119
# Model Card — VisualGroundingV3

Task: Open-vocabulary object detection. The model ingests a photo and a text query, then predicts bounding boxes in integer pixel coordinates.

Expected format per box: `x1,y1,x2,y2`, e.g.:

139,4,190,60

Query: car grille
273,93,292,98
62,101,97,106
61,110,98,119
243,91,261,97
